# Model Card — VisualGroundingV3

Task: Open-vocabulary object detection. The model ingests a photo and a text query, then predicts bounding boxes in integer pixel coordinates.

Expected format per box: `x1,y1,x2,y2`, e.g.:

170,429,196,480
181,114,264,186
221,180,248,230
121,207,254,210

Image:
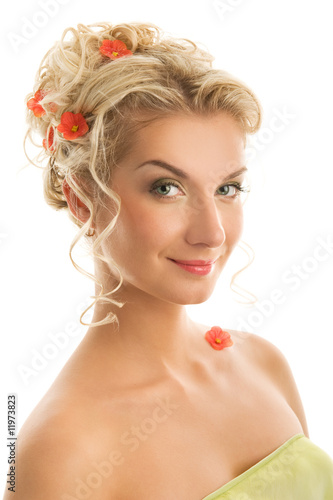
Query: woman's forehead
120,112,246,169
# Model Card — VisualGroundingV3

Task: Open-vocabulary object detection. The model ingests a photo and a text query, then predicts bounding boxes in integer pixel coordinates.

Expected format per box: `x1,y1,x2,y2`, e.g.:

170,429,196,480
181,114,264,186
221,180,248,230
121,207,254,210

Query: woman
5,21,333,500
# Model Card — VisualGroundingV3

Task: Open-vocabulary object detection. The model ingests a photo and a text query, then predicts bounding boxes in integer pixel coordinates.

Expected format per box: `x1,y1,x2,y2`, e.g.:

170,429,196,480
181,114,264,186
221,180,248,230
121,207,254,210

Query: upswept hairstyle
24,21,262,328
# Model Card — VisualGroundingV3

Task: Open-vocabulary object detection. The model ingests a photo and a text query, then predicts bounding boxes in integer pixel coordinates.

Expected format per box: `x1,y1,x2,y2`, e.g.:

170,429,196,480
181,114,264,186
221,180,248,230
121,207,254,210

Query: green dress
202,434,333,499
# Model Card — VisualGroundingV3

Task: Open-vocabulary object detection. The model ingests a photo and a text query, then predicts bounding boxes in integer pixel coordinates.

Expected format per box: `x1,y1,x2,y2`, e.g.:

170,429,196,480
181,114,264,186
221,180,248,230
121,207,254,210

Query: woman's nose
184,197,226,248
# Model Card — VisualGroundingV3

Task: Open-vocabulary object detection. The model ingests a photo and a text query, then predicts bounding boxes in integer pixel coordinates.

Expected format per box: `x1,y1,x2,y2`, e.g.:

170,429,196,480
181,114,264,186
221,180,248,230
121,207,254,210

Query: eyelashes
149,179,250,200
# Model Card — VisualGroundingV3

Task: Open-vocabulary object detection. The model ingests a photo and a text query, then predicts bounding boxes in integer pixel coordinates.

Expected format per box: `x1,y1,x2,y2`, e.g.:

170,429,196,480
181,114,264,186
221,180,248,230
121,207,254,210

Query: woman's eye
217,183,249,198
150,181,182,198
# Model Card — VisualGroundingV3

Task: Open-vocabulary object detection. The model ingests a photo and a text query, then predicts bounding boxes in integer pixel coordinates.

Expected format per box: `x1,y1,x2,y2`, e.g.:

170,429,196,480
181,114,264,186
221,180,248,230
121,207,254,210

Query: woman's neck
85,282,208,381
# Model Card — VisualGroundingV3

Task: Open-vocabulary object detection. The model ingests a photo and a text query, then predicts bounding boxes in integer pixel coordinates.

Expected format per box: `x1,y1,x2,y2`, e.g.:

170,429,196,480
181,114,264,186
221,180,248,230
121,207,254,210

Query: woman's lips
169,258,217,275
172,259,216,265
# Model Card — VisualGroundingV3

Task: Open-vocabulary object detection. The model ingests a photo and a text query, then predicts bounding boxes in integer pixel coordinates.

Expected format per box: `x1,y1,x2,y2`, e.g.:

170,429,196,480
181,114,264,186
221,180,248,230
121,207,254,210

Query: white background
1,0,333,483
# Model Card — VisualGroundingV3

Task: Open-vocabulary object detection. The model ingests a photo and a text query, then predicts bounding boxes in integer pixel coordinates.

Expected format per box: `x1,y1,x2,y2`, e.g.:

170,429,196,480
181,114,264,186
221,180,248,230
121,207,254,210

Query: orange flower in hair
43,127,55,151
205,326,233,350
99,39,133,60
57,112,89,140
27,90,47,117
27,89,57,117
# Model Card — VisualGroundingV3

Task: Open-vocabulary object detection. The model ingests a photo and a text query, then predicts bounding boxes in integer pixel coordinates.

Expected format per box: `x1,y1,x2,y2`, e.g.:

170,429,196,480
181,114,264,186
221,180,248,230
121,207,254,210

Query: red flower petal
27,89,57,116
99,39,133,60
34,89,46,100
27,97,45,117
43,127,55,151
57,112,89,140
205,326,233,350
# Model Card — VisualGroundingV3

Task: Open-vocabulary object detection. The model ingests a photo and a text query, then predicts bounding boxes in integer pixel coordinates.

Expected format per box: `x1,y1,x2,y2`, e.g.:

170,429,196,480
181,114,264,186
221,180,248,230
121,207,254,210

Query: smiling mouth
168,258,218,275
171,259,217,266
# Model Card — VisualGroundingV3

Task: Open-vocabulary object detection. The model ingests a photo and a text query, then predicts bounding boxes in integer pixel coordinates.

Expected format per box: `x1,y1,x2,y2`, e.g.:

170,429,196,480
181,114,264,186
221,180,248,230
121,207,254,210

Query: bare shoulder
229,329,310,438
3,397,120,500
229,329,291,371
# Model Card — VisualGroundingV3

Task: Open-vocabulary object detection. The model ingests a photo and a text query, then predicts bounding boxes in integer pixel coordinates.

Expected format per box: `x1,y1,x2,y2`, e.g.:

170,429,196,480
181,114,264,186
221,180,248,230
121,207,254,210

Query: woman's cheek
139,213,181,248
225,209,244,243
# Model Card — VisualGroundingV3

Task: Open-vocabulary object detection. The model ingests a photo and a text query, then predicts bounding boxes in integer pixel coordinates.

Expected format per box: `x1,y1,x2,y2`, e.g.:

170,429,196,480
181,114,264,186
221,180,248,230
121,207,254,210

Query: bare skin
5,113,309,500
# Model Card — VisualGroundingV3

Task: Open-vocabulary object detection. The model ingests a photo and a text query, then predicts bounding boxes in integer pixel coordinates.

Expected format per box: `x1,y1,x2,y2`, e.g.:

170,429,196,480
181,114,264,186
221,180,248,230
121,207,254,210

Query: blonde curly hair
24,21,262,328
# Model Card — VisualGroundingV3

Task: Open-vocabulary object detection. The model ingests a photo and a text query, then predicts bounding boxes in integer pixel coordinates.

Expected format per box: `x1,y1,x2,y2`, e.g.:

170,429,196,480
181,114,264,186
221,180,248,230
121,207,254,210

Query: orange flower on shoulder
43,127,55,151
57,112,89,140
205,326,233,351
27,89,57,117
99,39,133,60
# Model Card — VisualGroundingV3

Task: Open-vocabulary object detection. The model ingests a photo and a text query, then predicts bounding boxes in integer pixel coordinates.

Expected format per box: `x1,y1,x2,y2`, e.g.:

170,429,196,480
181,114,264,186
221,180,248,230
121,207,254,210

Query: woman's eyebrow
135,159,248,181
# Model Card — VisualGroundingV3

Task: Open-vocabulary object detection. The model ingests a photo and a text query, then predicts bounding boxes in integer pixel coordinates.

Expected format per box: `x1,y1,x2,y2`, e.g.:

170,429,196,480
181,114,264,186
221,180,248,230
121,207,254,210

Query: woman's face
97,112,247,305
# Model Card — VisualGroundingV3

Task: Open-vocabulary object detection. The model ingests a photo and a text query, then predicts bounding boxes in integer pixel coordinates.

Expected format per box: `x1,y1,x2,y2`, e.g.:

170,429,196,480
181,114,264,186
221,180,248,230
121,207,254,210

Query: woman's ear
62,178,91,224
